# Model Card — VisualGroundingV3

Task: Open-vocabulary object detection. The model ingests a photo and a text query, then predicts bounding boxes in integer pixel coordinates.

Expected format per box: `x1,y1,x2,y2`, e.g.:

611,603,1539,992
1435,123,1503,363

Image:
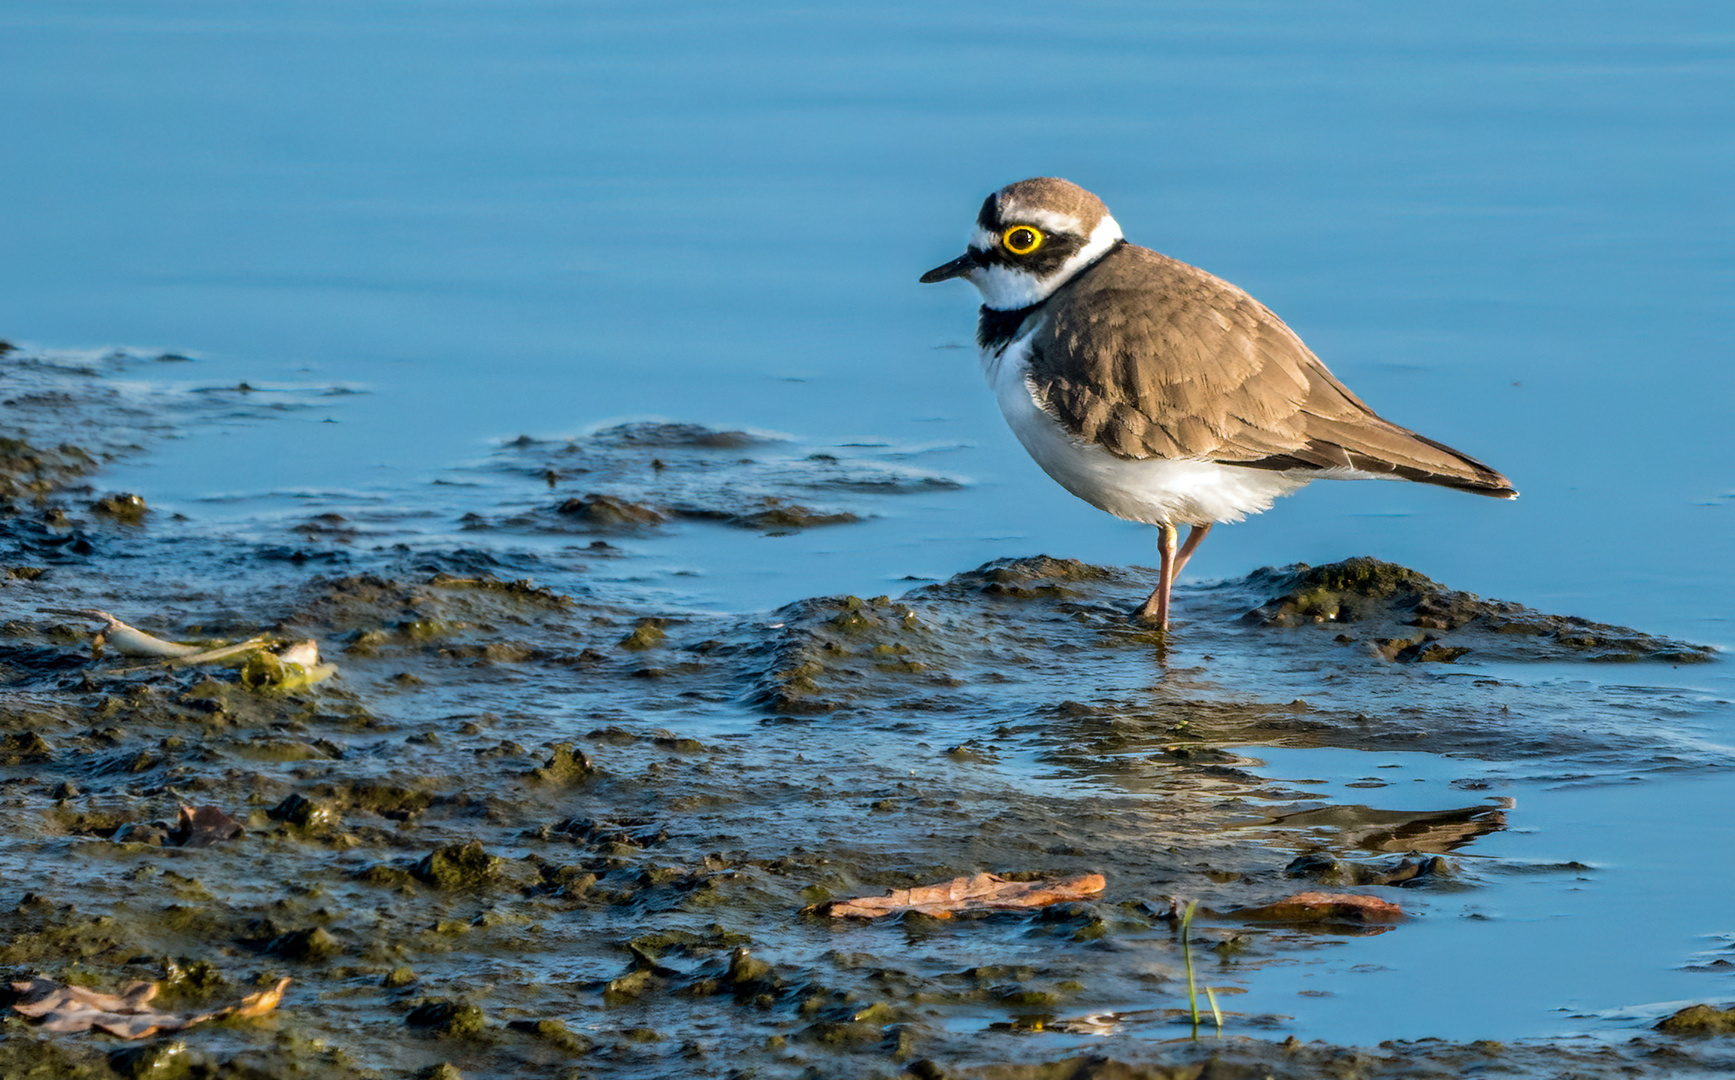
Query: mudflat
1,347,1728,1079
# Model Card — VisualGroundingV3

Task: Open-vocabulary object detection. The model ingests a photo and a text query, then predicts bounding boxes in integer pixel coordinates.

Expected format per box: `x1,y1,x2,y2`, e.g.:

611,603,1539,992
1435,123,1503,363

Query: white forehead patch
965,213,1125,311
999,206,1084,235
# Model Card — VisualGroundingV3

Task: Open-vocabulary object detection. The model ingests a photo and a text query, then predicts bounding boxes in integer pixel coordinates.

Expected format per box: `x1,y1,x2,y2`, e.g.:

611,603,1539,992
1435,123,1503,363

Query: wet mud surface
2,347,1732,1079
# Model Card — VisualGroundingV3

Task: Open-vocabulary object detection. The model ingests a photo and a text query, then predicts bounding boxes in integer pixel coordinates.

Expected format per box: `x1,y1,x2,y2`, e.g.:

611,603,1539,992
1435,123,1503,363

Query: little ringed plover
920,177,1516,630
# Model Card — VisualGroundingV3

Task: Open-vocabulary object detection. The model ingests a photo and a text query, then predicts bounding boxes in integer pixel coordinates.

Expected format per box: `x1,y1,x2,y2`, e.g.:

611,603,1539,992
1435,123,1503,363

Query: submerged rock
557,493,669,526
480,421,957,539
695,496,859,531
589,421,763,449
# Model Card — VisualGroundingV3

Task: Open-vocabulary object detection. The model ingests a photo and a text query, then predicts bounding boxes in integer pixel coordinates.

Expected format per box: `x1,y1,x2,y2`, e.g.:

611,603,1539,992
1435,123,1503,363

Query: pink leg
1136,522,1179,630
1172,523,1213,579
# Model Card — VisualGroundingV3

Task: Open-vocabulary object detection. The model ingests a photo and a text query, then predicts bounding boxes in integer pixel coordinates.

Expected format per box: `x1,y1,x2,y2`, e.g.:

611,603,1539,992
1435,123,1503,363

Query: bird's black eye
1001,226,1044,256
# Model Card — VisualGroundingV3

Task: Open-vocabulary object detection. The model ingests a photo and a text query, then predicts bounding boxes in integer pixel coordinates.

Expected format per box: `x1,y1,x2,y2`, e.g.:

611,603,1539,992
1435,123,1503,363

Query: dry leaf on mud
1233,891,1404,924
816,871,1106,919
171,804,246,848
10,976,290,1038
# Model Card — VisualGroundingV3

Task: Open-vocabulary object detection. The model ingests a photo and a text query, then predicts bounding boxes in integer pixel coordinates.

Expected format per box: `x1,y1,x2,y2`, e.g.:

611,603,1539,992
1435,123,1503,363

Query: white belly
984,334,1310,527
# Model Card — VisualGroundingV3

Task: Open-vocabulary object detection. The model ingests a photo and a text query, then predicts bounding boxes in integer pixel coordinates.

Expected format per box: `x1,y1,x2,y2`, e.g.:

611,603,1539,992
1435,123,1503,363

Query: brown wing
1027,244,1516,497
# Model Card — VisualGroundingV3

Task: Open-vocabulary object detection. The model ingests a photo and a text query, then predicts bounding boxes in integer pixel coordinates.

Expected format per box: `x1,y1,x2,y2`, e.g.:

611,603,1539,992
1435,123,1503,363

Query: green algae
237,650,333,695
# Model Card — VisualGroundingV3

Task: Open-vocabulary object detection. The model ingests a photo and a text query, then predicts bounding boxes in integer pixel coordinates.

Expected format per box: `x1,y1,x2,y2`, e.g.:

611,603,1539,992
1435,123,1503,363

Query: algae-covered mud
2,348,1732,1079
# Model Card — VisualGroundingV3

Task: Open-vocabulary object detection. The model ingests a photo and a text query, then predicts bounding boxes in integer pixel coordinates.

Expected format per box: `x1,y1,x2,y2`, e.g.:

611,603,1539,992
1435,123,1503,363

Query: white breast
983,331,1311,527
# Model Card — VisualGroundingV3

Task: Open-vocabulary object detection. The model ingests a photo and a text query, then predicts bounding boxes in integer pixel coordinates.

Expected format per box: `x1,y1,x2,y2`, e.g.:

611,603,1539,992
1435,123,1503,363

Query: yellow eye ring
1001,225,1044,255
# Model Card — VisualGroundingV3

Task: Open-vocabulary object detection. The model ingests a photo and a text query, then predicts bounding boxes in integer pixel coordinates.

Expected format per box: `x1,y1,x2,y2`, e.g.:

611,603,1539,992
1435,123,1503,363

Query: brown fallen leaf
816,871,1106,919
10,979,160,1035
1233,891,1404,924
171,804,246,848
10,976,290,1038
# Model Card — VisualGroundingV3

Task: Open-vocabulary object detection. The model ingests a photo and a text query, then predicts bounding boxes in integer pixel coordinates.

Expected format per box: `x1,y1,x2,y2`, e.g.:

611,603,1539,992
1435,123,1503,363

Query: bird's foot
1131,602,1169,632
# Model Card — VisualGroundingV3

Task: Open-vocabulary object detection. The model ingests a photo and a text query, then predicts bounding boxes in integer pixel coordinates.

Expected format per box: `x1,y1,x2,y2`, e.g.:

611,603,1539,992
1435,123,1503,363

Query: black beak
920,251,978,284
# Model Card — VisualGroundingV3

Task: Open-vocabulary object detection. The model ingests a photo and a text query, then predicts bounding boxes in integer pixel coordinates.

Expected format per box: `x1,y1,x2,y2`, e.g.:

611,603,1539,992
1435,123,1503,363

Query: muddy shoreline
1,346,1730,1079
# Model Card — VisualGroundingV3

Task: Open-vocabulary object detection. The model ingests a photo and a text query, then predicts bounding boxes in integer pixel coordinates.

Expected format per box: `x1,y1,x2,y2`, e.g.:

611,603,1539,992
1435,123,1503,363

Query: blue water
1225,743,1735,1043
4,0,1733,1049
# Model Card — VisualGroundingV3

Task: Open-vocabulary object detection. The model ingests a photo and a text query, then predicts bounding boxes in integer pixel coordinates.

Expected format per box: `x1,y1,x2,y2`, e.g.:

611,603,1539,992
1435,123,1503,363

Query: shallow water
1223,745,1735,1043
4,0,1735,1067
